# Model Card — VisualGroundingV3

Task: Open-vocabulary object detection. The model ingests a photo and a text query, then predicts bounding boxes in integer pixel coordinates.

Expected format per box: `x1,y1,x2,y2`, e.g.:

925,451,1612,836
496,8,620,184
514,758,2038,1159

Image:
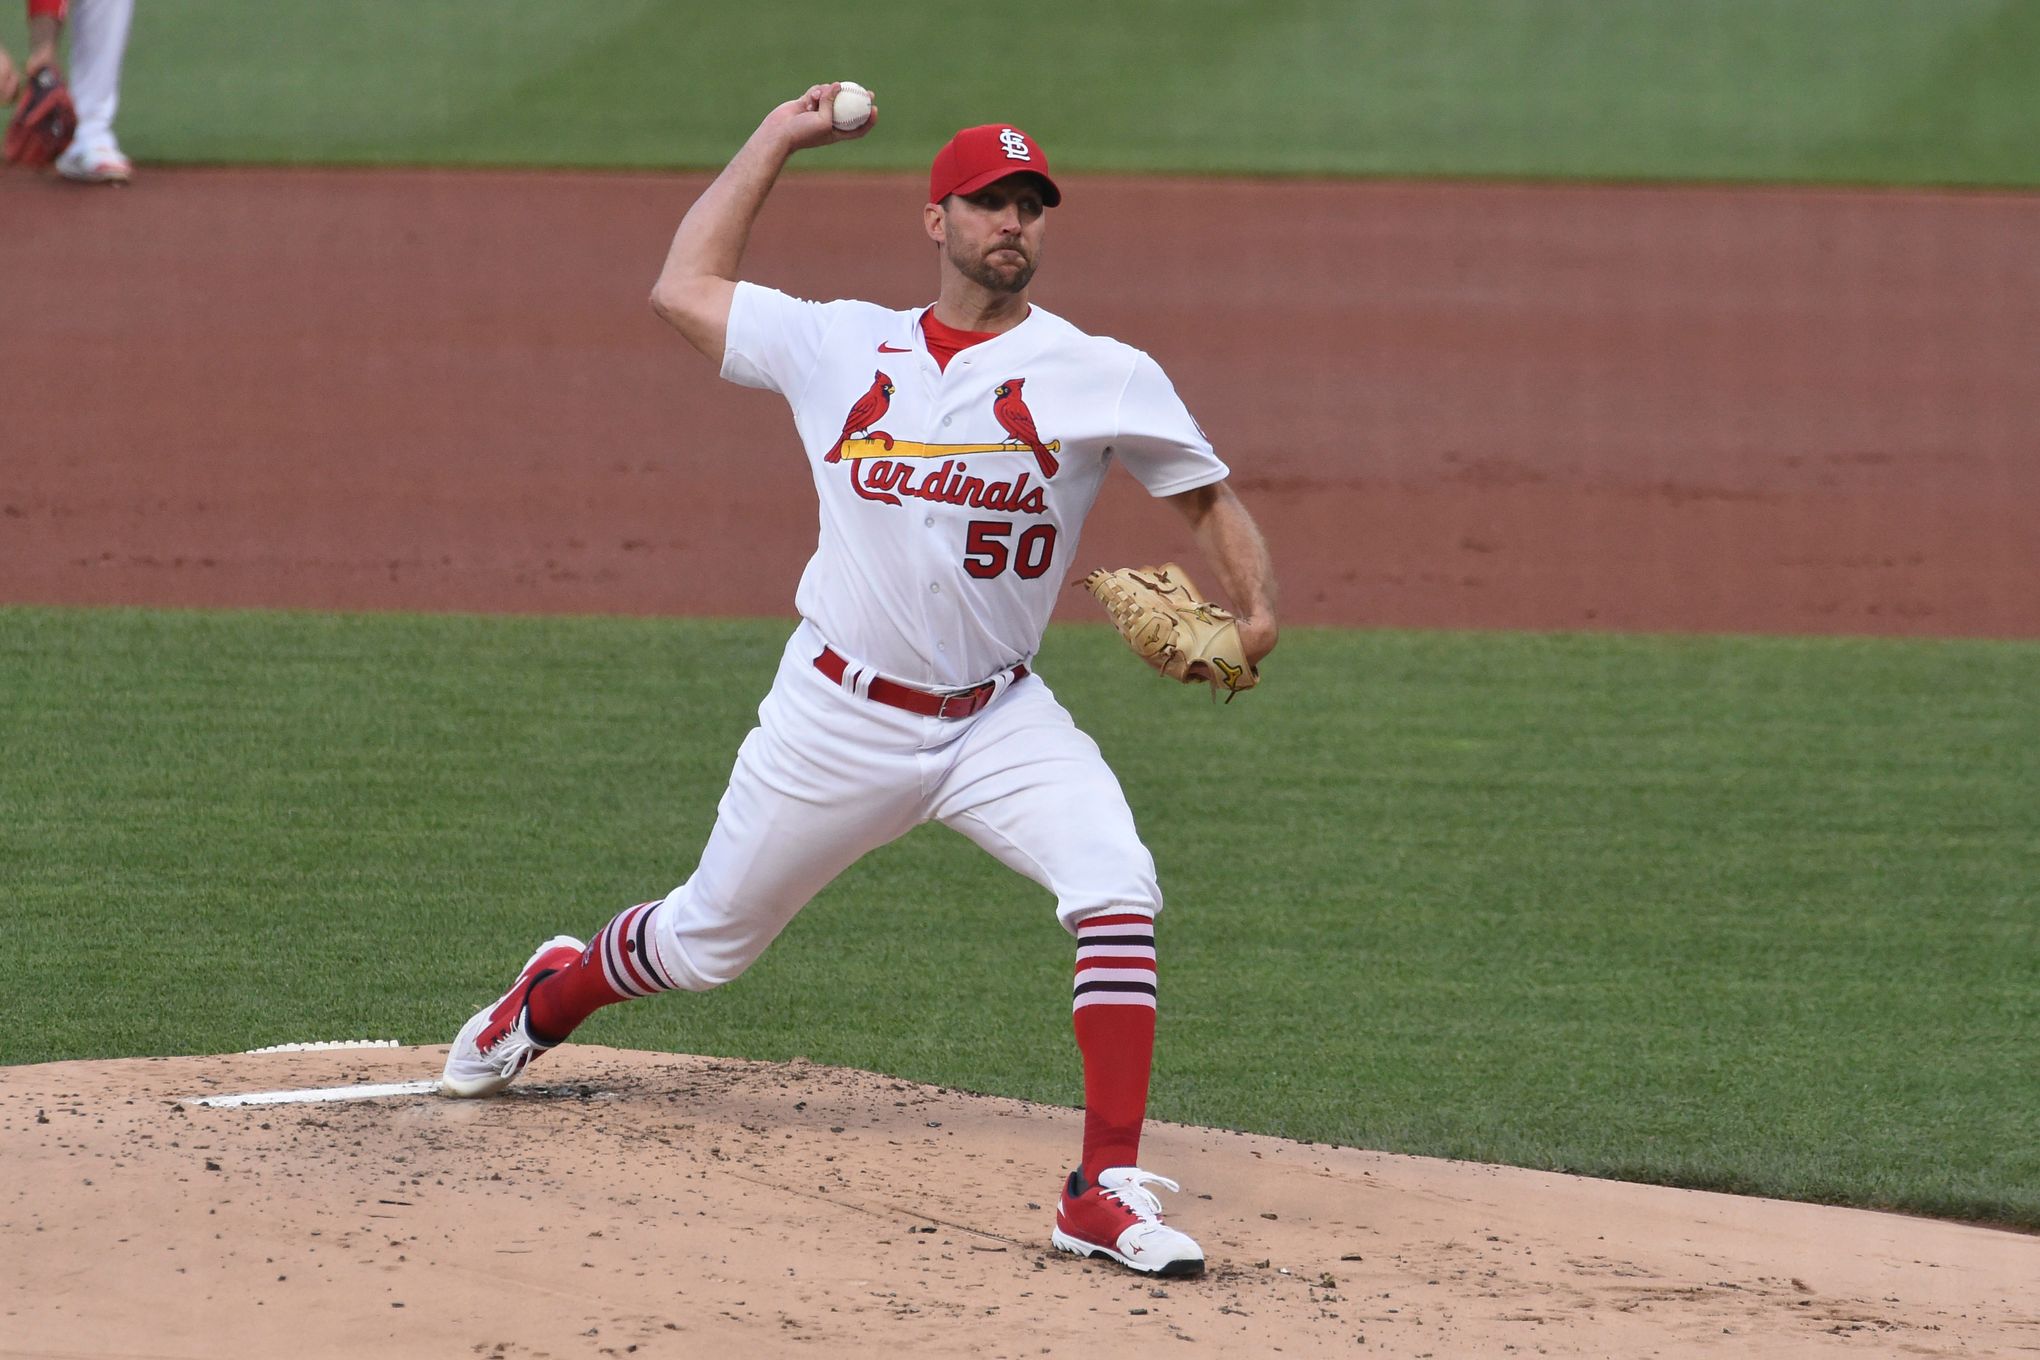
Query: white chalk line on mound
184,1080,612,1109
186,1080,441,1108
181,1040,618,1108
177,1039,425,1107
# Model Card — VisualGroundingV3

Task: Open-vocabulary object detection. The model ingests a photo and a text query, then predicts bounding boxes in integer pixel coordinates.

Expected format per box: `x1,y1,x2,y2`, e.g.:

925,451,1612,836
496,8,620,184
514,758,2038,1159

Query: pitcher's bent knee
646,884,793,991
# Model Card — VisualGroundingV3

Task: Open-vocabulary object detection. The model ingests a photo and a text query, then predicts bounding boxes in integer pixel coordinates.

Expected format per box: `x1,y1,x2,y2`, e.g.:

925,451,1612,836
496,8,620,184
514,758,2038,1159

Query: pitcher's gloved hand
1081,562,1260,700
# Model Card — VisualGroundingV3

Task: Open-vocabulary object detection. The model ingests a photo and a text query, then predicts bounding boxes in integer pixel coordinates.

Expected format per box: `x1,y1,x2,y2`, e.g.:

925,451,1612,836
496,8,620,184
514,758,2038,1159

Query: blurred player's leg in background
57,0,134,183
25,0,60,70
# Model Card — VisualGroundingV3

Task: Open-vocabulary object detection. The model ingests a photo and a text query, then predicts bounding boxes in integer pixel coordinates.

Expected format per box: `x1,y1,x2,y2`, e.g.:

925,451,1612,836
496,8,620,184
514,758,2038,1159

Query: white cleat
439,935,584,1097
56,141,133,185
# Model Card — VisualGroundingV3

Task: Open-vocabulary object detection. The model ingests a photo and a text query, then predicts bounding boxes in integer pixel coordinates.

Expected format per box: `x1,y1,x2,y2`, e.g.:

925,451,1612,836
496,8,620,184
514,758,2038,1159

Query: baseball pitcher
442,83,1280,1279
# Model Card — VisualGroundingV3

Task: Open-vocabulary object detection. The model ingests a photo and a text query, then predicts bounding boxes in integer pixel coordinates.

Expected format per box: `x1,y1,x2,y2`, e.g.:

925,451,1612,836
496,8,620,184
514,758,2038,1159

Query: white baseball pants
66,0,133,151
644,621,1162,991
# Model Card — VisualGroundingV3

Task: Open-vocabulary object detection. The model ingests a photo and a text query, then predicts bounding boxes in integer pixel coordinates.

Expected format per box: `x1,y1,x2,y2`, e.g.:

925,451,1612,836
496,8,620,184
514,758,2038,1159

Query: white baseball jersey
722,283,1229,688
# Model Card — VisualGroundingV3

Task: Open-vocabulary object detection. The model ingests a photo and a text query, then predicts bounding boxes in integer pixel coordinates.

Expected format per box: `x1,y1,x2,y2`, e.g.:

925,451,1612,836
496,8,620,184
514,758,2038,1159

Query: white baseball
831,81,874,131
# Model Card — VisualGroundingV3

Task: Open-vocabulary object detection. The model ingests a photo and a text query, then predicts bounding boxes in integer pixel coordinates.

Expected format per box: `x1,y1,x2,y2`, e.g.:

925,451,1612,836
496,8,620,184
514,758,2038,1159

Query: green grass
3,606,2035,1227
23,0,2038,185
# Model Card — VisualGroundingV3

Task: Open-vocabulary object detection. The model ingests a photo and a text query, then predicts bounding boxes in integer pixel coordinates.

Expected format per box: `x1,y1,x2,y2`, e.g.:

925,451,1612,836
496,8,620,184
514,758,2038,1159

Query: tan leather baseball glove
1081,562,1259,700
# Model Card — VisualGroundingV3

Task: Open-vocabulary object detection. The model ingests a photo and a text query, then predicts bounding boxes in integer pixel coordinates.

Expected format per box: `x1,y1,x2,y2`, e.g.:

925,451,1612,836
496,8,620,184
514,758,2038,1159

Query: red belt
814,646,1027,720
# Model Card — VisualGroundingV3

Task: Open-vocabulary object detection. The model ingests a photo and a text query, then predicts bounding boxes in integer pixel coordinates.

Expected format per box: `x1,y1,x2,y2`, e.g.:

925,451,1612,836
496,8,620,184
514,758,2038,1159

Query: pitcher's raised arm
649,82,878,363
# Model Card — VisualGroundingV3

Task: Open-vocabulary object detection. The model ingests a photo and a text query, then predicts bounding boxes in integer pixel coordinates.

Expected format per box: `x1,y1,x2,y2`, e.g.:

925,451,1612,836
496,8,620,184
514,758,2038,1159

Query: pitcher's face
930,175,1049,294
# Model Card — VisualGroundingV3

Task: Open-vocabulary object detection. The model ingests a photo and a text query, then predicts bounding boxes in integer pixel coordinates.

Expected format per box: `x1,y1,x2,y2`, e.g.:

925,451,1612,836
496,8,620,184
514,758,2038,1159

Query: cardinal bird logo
825,371,896,463
992,379,1059,478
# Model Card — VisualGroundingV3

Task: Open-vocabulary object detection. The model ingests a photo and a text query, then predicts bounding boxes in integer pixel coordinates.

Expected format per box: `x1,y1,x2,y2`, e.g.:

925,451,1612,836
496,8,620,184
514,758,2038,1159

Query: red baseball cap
928,124,1063,207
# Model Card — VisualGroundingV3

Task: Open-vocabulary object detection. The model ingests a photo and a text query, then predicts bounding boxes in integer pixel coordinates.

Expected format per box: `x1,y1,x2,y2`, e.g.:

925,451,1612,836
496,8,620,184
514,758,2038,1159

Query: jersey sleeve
1112,351,1231,496
720,281,843,398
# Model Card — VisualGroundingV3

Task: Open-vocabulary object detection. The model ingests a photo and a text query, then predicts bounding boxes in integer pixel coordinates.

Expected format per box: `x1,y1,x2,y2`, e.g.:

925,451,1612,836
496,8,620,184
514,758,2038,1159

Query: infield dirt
4,1046,2035,1358
2,167,2037,1357
4,168,2038,635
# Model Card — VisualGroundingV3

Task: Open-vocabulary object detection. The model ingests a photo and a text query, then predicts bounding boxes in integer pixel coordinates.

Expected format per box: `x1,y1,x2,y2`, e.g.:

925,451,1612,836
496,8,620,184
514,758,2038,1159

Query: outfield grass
21,0,2034,186
2,606,2034,1227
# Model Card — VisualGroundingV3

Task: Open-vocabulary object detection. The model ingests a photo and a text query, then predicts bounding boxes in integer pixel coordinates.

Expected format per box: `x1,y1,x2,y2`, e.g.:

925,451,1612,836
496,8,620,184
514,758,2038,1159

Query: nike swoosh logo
878,343,911,353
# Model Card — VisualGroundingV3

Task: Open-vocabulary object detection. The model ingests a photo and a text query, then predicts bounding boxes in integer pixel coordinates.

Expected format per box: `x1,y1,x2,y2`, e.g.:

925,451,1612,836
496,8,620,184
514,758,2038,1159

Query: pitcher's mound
1,1046,2029,1357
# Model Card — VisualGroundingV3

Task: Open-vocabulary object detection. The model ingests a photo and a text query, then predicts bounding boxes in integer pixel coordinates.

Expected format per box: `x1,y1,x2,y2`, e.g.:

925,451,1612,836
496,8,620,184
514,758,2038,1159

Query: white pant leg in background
927,673,1162,933
67,0,135,150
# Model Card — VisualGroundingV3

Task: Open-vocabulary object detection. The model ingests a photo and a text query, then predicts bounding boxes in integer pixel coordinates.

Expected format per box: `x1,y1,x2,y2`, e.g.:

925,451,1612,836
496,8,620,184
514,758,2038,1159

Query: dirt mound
2,1046,2031,1357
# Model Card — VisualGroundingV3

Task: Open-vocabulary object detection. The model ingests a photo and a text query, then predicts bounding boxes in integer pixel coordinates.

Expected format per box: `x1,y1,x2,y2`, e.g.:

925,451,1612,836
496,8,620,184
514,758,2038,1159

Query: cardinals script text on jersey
721,283,1227,688
829,378,1056,511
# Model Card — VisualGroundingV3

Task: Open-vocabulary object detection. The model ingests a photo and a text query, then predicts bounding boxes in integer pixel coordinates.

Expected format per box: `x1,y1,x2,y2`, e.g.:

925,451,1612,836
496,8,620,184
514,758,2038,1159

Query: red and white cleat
1052,1166,1206,1277
440,935,584,1097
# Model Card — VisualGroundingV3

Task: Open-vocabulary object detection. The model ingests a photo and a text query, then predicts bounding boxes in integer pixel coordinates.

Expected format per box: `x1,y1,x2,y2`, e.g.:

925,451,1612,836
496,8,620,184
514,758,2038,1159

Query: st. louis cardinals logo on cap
929,124,1063,206
826,377,1058,509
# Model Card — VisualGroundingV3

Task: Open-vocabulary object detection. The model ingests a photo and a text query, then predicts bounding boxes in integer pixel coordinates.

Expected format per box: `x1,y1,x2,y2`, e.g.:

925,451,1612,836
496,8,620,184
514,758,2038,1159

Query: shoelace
479,1011,535,1059
1099,1170,1181,1221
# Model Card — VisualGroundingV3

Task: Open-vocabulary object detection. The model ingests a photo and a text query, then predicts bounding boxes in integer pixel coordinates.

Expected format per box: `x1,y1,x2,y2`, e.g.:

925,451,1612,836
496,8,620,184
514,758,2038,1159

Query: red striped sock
1072,909,1158,1180
525,901,676,1045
